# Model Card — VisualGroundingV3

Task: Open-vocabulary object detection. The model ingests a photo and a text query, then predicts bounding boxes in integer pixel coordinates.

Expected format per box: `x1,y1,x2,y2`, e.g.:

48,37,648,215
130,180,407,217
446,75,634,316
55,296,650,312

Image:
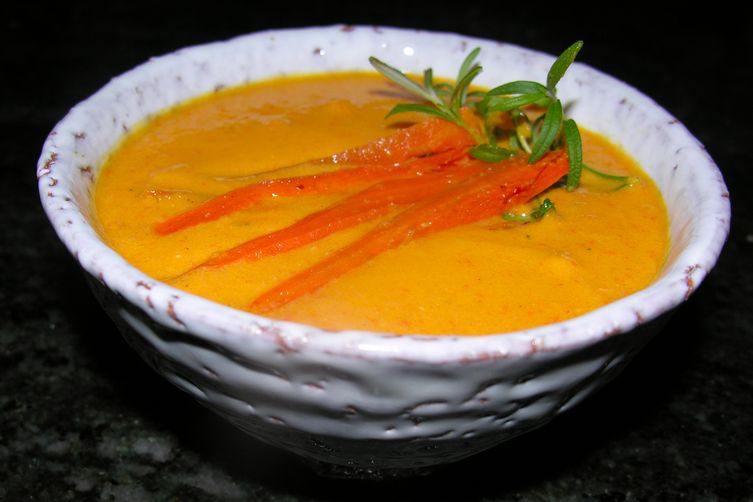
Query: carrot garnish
323,110,478,165
249,151,568,312
155,146,468,236
192,158,485,269
154,122,474,236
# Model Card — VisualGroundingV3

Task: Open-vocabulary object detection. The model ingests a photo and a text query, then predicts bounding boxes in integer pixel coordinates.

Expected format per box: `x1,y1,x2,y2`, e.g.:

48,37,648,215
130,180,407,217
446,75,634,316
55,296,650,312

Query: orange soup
94,73,669,335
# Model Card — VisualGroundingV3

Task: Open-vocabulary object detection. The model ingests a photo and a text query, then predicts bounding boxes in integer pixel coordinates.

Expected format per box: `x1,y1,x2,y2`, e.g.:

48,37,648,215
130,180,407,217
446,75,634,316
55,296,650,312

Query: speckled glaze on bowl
38,26,729,477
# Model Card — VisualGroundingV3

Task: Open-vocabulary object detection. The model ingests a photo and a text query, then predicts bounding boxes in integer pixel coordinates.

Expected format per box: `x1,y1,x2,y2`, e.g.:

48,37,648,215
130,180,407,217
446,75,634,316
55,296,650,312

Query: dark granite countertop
3,4,751,500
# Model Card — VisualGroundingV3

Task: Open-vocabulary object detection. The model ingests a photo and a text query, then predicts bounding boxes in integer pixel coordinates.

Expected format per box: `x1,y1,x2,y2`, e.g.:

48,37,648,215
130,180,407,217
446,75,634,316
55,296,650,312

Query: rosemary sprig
369,41,590,191
479,41,584,181
369,50,485,144
503,198,556,223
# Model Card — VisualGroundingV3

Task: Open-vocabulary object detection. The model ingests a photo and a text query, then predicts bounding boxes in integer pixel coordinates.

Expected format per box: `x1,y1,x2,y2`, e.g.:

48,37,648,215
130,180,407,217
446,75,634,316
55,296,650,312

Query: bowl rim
37,24,730,363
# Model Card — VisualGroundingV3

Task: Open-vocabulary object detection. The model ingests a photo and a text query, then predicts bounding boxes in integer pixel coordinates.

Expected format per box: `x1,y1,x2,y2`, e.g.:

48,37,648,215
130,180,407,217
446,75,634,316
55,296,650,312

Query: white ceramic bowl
37,26,729,477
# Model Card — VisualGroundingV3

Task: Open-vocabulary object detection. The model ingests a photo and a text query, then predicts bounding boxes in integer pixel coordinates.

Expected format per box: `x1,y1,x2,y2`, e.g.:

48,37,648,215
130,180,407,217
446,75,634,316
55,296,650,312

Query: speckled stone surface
3,4,752,501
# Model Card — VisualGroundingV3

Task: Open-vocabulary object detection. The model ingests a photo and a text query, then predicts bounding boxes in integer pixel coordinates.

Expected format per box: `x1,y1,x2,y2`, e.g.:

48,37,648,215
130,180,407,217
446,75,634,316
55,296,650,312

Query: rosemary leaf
423,68,434,89
547,41,584,94
503,198,556,222
469,144,515,162
422,68,442,103
529,100,563,163
486,80,548,97
457,47,482,82
531,198,556,219
582,164,640,190
485,93,549,113
369,56,440,106
385,103,452,120
583,164,634,181
451,65,483,112
562,119,583,190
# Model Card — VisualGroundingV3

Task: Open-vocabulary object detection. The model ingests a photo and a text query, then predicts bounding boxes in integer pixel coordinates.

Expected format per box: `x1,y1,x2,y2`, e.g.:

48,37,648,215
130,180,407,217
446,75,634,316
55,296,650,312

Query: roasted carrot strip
154,147,468,235
249,151,568,312
323,110,477,165
195,159,486,268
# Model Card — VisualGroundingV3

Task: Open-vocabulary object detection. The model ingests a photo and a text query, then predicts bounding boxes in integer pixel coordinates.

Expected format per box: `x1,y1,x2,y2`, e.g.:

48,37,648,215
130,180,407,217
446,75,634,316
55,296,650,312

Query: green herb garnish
583,164,640,191
369,49,486,144
503,198,557,223
370,41,590,190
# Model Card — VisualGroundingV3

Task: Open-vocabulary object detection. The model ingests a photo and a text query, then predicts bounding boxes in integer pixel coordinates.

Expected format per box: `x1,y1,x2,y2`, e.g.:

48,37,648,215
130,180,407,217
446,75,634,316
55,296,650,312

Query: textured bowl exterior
38,26,730,473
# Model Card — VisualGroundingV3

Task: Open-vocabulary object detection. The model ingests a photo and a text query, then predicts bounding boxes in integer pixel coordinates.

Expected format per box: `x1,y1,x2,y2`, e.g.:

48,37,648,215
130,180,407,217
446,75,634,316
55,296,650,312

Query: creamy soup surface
94,73,669,335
